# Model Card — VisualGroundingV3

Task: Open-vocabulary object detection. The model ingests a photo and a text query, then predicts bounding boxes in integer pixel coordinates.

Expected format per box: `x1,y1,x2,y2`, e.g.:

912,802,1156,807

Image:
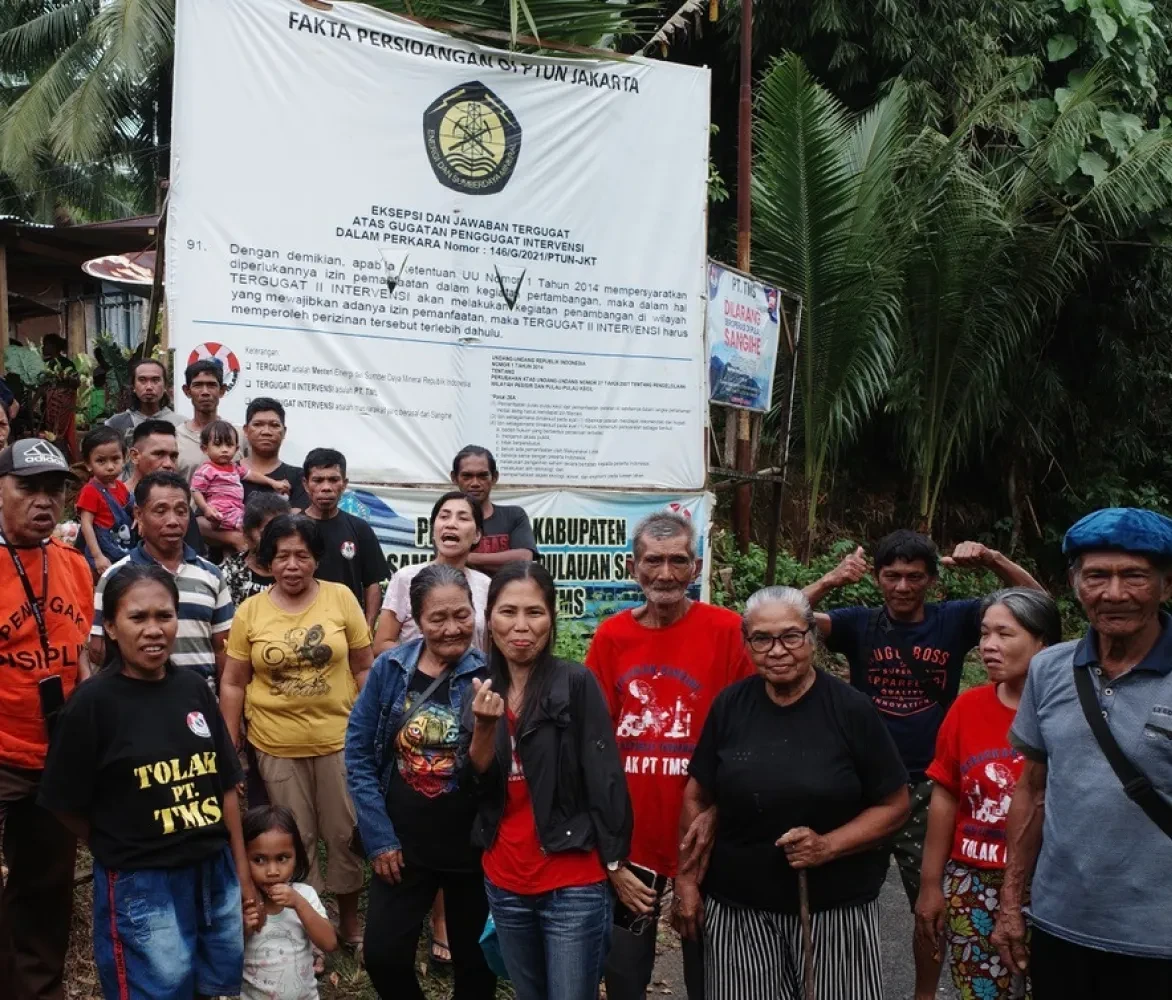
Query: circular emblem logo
340,540,356,560
187,342,240,393
186,711,211,739
423,81,522,195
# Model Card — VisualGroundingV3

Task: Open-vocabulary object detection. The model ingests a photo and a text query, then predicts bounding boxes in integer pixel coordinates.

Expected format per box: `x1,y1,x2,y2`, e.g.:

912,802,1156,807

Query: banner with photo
168,0,711,489
339,486,712,629
706,260,793,412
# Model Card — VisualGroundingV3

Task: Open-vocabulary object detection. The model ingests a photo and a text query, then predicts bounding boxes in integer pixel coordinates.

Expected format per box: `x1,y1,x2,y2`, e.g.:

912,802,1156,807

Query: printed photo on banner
167,0,711,489
338,487,711,628
706,260,798,413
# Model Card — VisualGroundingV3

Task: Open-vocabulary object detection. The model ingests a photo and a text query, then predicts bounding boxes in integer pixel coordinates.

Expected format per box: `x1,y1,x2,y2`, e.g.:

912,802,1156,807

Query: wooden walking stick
798,869,815,1000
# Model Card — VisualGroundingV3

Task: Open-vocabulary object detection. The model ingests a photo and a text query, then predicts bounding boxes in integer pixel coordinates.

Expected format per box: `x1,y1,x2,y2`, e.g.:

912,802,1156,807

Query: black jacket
465,658,632,866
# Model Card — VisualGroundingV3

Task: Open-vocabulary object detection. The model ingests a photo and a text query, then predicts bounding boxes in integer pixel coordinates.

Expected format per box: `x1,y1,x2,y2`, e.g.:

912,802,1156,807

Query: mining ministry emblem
423,81,522,195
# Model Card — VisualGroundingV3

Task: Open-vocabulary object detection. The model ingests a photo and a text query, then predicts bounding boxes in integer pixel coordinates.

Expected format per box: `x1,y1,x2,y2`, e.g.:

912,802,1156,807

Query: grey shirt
105,406,183,441
1010,615,1172,958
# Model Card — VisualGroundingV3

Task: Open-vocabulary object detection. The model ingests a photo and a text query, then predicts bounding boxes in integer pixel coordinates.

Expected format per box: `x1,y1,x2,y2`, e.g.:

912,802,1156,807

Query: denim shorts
92,844,243,999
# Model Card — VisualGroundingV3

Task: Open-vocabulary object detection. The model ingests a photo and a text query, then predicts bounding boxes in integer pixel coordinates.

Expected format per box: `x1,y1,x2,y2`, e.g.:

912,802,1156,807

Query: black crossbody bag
1072,664,1172,841
868,609,950,708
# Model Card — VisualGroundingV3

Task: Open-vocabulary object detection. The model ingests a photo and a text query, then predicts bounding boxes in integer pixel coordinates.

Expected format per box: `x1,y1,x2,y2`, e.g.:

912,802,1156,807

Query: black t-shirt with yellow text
39,666,242,870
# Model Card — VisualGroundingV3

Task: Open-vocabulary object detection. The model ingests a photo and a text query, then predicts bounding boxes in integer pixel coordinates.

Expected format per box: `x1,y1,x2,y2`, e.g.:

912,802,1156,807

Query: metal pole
733,0,754,553
764,300,802,584
144,186,169,358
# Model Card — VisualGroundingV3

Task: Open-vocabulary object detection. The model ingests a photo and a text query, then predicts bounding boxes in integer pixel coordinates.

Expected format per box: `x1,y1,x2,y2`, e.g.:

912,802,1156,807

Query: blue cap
1062,507,1172,559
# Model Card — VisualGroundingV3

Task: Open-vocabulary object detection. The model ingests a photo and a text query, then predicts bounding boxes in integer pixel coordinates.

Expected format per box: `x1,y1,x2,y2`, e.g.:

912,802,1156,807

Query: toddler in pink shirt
192,420,289,551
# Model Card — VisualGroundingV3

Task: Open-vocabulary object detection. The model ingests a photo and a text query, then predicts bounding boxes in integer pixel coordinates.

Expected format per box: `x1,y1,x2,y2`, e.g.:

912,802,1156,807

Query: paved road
649,865,958,999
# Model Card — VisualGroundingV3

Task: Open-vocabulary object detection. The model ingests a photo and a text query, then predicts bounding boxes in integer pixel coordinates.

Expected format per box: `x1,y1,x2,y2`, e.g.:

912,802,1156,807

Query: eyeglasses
746,629,811,654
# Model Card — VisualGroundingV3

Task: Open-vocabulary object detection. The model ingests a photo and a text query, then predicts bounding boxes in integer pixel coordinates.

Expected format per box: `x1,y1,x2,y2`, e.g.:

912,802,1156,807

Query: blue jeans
485,878,612,1000
92,845,243,999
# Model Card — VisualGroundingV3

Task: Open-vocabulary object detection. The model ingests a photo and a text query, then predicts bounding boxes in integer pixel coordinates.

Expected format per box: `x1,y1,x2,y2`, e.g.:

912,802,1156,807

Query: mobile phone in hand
613,862,668,932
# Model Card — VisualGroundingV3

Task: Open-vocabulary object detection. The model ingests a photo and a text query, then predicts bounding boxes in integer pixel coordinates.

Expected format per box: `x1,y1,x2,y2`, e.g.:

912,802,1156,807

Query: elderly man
0,440,93,1000
587,511,751,1000
993,508,1172,998
89,471,233,686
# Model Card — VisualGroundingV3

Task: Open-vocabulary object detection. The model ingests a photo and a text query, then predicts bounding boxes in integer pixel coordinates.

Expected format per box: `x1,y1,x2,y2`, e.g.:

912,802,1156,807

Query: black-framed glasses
746,629,811,654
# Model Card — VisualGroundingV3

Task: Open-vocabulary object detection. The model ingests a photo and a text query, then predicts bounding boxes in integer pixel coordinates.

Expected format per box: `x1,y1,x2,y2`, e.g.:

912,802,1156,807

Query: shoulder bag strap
93,480,133,528
1072,663,1172,840
872,608,950,709
390,669,449,744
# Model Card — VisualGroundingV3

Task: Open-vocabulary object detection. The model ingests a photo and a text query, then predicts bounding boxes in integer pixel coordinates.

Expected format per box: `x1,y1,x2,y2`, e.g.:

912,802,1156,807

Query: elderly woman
915,588,1060,1000
673,585,909,1000
374,490,490,655
467,561,631,1000
220,514,373,948
346,563,496,1000
221,492,290,606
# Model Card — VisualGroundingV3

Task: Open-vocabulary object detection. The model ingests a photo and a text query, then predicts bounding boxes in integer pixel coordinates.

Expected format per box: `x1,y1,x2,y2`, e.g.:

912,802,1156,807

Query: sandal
430,937,452,968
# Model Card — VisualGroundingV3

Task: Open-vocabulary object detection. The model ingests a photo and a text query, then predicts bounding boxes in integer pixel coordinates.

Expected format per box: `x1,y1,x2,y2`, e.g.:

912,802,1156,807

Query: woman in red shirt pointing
467,561,631,1000
915,588,1061,1000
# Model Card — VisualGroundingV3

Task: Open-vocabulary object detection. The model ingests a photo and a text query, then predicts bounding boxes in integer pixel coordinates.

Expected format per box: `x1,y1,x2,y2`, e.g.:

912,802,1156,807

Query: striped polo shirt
92,543,234,680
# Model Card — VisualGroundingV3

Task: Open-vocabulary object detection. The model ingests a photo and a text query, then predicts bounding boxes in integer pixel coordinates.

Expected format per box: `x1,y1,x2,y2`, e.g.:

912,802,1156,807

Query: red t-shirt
482,713,605,895
75,478,131,530
586,602,754,876
926,684,1024,869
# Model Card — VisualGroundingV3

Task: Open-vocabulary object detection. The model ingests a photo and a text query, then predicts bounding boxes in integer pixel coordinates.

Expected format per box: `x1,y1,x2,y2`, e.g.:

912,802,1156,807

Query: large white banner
340,486,712,630
168,0,711,488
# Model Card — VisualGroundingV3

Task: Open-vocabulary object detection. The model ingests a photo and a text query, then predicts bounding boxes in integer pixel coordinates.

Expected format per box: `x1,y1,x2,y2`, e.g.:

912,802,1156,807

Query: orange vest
0,539,94,770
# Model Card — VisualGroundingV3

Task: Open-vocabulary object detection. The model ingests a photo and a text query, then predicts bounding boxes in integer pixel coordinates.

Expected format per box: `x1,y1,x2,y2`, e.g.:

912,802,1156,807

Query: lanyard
2,534,51,662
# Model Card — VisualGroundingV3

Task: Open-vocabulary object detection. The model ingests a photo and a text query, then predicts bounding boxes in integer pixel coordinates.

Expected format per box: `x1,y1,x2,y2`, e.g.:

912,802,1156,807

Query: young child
75,424,134,573
192,420,289,552
243,806,338,1000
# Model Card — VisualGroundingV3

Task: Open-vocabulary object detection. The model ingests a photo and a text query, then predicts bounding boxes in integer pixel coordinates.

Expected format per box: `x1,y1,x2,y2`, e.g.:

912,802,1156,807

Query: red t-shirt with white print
926,683,1025,869
586,602,753,877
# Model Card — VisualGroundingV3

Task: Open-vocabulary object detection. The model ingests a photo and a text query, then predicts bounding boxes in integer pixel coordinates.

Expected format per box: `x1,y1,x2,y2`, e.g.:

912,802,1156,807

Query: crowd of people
0,359,1168,1000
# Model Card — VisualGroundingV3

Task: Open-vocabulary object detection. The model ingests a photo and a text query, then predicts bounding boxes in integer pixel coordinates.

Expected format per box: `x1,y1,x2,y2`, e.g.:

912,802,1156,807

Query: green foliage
553,617,594,662
752,50,1172,536
709,532,1007,612
4,341,43,384
752,55,905,540
0,0,167,219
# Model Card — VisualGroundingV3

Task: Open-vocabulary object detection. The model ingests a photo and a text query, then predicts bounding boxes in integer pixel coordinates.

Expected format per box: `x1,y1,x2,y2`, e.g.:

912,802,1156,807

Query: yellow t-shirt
226,581,370,757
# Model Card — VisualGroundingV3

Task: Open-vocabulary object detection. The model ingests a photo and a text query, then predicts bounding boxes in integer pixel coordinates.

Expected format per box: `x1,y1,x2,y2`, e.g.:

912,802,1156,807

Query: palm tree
890,68,1172,527
751,53,908,545
0,0,170,217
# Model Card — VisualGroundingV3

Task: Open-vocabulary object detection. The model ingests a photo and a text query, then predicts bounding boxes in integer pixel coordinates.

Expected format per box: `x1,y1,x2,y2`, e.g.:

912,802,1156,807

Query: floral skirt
943,860,1030,1000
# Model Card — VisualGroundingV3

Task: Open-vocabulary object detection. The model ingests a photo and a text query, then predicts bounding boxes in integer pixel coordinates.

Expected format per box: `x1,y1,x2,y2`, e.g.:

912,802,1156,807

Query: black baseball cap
0,439,74,478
